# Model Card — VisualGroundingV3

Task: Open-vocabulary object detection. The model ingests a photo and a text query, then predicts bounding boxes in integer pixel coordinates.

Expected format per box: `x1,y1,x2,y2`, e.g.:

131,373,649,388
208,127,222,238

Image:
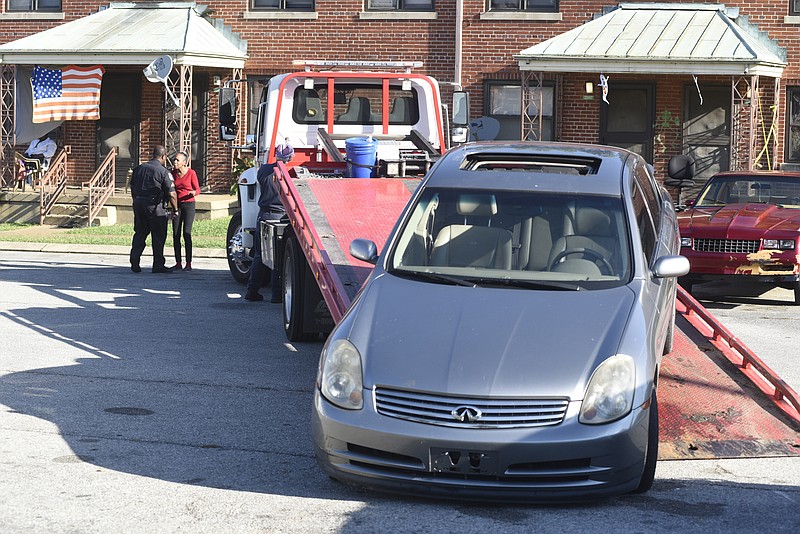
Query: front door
97,73,141,187
600,83,655,163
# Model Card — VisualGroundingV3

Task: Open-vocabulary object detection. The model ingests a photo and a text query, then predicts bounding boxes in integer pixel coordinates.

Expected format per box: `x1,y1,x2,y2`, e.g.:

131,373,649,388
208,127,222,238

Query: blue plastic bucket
345,137,377,178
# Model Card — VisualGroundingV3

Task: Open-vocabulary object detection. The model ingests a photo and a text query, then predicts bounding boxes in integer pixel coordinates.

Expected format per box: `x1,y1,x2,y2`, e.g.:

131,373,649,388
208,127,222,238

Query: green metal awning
0,1,247,68
515,3,786,77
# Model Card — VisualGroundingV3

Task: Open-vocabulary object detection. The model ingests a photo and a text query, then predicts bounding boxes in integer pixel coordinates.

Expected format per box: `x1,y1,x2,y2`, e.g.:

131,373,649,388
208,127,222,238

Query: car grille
374,387,569,429
693,238,759,254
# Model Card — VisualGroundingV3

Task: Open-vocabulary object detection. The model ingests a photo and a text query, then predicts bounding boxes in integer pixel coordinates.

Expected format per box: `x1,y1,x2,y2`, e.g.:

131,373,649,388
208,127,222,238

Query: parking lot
0,250,798,533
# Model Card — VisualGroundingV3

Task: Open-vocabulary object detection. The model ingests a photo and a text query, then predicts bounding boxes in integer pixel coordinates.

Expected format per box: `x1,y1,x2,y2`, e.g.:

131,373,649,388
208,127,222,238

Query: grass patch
0,217,231,249
0,222,33,232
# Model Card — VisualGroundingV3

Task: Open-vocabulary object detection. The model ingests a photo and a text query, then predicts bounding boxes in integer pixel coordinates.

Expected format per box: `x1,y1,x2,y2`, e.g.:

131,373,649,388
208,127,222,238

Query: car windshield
695,176,800,208
387,188,631,288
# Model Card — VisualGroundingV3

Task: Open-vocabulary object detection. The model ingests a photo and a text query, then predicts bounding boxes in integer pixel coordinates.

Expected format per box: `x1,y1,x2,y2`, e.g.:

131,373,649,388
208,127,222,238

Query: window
788,87,800,162
367,0,434,10
251,0,314,10
8,0,60,11
488,0,558,12
634,161,662,225
631,181,657,263
484,81,555,141
792,0,800,15
291,85,419,126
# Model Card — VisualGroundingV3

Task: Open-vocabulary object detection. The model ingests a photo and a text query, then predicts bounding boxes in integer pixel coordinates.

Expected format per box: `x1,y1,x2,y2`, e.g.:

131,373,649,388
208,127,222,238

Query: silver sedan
312,142,689,502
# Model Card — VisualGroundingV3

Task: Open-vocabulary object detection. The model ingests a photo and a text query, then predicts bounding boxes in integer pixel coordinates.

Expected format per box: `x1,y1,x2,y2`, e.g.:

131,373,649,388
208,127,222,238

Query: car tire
663,307,675,355
283,237,307,342
793,282,800,306
226,211,252,285
632,391,659,494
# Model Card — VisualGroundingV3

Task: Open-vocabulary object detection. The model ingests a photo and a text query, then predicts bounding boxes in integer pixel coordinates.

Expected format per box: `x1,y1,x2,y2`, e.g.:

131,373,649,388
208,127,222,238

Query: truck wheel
793,282,800,306
226,211,252,285
283,237,307,341
632,391,659,494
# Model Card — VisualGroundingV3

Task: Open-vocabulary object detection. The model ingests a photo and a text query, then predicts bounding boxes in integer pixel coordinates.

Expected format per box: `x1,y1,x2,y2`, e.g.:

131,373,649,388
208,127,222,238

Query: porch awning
0,2,247,69
514,3,786,77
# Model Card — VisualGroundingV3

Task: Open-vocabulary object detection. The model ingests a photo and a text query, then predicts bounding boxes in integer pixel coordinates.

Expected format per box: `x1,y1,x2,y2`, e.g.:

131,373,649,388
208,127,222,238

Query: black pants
172,202,196,263
130,201,168,270
246,211,284,296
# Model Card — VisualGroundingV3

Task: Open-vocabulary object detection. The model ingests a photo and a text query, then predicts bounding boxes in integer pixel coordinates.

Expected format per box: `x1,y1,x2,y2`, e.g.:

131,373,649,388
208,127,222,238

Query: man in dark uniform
129,145,179,273
244,143,292,302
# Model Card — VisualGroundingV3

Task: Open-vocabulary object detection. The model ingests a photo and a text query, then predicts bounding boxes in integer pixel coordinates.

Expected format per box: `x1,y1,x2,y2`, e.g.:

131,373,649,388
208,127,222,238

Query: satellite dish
143,55,179,107
143,55,172,83
468,117,501,141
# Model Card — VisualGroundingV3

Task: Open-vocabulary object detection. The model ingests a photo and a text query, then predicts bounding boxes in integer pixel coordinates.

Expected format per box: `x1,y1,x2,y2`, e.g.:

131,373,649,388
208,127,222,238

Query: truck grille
693,238,759,254
374,387,569,429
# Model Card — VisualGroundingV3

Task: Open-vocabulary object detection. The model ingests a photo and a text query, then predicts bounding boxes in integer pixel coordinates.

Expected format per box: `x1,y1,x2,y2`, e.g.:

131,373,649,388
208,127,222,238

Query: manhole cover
104,407,154,416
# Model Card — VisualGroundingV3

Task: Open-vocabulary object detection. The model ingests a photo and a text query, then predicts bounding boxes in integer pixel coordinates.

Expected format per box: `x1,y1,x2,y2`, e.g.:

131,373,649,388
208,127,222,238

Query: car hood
680,204,800,235
347,273,636,400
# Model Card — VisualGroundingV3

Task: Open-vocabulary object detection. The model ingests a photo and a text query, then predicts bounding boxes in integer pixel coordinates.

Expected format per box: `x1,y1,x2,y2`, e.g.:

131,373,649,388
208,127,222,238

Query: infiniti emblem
451,405,482,423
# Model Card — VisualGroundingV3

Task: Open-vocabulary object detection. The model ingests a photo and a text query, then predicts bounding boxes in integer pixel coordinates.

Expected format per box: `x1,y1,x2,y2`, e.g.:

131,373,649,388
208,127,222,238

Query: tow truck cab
219,60,470,170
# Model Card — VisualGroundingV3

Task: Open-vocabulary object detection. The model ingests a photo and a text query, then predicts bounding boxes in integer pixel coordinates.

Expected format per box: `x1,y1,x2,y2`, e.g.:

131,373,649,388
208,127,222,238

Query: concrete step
43,204,116,228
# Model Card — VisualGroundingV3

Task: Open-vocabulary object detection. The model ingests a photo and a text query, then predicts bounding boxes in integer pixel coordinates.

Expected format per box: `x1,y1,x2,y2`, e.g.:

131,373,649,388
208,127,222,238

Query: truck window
292,85,419,126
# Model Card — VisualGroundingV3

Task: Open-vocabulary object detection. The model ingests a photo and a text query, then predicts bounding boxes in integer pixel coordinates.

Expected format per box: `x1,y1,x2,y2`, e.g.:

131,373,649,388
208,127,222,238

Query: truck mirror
451,91,470,128
219,87,237,126
219,87,237,141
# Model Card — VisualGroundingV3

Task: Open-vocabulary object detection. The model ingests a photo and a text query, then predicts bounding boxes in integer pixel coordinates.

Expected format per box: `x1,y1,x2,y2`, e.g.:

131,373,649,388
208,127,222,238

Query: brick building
0,0,798,193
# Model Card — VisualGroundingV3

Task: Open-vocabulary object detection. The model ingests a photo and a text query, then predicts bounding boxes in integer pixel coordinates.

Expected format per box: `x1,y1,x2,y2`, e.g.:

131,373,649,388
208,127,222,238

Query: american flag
31,65,105,123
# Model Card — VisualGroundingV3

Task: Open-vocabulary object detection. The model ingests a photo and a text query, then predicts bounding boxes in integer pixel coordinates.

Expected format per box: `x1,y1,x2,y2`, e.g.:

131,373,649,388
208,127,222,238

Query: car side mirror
350,238,379,264
653,255,690,278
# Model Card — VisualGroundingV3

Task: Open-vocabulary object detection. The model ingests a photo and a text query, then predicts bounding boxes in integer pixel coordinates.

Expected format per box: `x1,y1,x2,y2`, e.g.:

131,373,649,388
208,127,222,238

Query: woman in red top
170,151,201,271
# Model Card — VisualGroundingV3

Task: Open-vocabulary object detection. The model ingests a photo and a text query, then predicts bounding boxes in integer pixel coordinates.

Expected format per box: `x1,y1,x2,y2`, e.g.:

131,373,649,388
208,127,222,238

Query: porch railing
39,146,69,225
87,146,117,226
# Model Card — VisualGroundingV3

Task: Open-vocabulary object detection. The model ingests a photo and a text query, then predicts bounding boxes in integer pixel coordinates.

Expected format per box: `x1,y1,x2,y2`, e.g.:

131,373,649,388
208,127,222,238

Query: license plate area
430,448,499,476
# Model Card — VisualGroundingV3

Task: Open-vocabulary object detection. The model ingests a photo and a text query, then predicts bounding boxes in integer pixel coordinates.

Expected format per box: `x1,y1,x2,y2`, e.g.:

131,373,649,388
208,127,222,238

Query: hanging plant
655,110,682,154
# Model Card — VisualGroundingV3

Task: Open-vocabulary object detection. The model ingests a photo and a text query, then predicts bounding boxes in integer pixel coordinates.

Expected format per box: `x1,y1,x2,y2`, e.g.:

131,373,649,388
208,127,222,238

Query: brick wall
1,0,799,191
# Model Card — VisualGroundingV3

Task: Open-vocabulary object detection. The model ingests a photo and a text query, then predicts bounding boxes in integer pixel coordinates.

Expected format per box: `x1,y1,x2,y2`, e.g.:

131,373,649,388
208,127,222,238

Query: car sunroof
461,153,600,175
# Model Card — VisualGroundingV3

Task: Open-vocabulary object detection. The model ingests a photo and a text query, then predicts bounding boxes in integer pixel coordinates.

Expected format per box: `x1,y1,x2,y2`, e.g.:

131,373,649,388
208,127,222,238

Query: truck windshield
292,84,419,126
388,188,632,287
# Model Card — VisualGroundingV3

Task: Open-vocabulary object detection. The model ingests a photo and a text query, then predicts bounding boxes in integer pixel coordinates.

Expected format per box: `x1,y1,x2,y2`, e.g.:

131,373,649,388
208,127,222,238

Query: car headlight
319,339,363,410
579,354,635,425
762,238,795,250
680,237,692,248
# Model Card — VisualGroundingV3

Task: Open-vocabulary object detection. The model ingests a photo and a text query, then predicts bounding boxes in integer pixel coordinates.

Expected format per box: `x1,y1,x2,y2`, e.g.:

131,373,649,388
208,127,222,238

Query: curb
0,241,227,259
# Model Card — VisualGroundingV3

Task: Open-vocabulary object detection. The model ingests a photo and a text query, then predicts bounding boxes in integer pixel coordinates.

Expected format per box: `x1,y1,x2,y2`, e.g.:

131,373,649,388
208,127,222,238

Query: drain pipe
454,0,463,90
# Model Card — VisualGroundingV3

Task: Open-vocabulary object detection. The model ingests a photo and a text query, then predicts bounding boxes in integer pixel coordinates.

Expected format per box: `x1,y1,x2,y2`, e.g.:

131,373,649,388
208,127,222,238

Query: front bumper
312,388,650,503
680,248,800,283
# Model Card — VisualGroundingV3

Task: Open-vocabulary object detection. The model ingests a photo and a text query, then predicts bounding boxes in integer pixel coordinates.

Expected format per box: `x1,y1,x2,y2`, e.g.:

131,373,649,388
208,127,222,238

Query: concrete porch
0,187,238,226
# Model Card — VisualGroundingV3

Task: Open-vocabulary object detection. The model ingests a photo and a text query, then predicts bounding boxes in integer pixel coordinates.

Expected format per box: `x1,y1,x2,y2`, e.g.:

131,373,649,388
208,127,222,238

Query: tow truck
220,60,469,341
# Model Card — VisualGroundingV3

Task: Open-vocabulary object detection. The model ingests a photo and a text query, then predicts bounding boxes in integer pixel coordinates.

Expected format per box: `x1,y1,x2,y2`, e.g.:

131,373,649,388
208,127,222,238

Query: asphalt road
690,280,800,393
0,250,798,533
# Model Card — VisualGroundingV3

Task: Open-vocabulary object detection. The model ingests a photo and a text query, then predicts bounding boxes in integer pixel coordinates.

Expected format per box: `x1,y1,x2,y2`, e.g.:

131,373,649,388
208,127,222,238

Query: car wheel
663,307,675,355
793,282,800,306
632,391,659,494
226,211,252,285
678,276,693,295
282,237,307,342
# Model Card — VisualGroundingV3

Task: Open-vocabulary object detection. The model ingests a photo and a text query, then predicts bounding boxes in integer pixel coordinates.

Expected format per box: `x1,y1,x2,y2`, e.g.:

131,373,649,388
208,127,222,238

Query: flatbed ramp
659,323,800,459
283,173,800,460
